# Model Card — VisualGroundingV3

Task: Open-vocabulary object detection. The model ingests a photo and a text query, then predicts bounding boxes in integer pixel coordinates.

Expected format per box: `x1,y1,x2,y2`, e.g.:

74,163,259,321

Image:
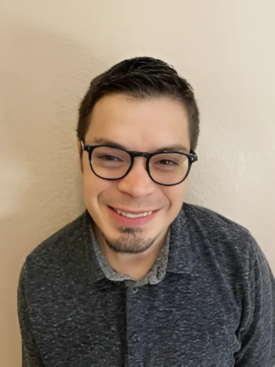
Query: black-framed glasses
81,142,198,186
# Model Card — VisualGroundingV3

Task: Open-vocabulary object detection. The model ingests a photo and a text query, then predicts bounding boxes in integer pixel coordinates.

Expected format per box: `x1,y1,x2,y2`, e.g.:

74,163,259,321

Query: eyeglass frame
80,141,198,187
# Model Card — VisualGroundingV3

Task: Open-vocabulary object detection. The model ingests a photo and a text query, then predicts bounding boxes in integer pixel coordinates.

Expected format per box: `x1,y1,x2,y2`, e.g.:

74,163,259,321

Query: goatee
103,227,155,254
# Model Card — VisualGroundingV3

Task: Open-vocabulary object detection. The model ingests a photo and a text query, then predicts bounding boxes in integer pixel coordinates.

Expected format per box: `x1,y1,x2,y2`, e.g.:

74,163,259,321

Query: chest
29,273,241,366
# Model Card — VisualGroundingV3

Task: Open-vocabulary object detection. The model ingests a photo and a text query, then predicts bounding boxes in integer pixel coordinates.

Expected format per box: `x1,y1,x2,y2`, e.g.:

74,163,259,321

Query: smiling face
81,94,191,254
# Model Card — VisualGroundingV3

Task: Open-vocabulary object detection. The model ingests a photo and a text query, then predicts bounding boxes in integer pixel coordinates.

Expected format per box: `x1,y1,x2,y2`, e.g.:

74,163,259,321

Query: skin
79,94,191,280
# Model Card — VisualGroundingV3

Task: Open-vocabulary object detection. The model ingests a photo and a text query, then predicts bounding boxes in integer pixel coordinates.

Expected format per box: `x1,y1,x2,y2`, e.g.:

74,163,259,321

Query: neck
94,227,167,281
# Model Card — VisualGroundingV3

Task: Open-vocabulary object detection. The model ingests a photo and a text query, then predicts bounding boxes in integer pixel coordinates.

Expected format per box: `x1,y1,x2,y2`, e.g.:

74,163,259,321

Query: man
18,57,274,366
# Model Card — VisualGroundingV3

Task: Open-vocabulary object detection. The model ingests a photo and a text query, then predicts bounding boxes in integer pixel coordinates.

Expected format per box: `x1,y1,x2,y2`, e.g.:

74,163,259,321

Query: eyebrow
91,138,190,153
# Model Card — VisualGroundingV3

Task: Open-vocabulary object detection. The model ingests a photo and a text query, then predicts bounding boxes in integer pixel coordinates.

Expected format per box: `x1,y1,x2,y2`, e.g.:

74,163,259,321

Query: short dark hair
77,56,200,151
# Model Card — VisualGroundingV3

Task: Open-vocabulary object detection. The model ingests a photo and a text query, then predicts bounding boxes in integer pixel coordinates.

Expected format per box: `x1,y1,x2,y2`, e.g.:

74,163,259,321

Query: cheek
82,170,106,203
164,183,187,209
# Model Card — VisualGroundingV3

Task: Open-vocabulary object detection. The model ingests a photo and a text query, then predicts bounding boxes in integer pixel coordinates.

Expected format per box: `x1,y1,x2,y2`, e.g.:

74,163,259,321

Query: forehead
86,94,190,151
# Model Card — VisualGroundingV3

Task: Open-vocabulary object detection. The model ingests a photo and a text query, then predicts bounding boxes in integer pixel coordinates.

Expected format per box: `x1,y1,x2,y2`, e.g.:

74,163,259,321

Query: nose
117,157,155,198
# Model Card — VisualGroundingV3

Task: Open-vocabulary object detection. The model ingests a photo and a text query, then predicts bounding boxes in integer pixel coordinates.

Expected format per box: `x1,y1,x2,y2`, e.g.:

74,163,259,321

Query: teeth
115,209,152,218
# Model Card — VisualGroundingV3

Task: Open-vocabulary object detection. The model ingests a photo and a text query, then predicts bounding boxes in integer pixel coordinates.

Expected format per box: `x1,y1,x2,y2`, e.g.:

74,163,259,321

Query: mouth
107,206,158,226
110,207,153,218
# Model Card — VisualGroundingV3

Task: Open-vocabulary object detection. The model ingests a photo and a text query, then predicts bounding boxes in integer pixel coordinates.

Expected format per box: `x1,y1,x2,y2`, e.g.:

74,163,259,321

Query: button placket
126,285,144,365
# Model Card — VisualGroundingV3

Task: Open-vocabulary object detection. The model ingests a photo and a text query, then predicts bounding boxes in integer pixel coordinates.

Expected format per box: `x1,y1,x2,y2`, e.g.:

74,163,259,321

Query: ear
77,140,84,173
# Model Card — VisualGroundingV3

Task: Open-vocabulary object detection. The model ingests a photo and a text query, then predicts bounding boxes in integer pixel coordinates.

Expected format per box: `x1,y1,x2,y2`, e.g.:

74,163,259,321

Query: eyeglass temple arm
190,151,198,162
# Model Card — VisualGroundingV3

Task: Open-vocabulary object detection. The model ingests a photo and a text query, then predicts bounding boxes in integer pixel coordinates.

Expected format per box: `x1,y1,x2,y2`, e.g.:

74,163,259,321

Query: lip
107,206,158,227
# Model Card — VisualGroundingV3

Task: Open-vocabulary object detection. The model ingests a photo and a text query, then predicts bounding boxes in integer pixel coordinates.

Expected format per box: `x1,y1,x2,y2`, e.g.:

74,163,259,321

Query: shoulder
18,212,95,326
174,204,274,297
23,212,89,279
179,203,259,268
182,202,252,242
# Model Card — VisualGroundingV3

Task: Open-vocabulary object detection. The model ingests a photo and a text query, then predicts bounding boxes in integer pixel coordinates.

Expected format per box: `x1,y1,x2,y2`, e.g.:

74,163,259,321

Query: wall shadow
0,25,106,365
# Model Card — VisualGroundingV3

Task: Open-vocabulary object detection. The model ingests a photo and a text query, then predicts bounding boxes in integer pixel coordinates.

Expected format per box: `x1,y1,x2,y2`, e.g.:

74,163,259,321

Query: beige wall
1,1,275,365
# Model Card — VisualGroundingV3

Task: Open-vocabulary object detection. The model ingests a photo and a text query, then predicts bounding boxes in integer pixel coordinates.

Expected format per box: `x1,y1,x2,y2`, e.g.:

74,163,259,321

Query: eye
99,155,121,162
157,159,178,166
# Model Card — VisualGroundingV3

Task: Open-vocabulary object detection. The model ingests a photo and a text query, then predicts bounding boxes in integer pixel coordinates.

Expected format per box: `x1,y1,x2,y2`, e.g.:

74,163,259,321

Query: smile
114,209,153,218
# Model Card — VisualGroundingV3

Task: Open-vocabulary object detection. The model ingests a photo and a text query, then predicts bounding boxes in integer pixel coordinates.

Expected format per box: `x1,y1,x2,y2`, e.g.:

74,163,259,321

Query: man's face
81,94,191,254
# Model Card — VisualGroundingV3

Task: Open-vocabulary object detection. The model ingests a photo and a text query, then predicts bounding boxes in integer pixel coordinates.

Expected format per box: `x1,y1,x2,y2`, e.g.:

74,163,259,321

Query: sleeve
235,235,275,367
17,263,45,367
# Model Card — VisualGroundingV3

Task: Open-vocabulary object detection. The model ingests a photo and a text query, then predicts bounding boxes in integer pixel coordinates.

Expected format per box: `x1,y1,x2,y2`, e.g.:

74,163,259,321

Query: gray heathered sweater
18,203,275,366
